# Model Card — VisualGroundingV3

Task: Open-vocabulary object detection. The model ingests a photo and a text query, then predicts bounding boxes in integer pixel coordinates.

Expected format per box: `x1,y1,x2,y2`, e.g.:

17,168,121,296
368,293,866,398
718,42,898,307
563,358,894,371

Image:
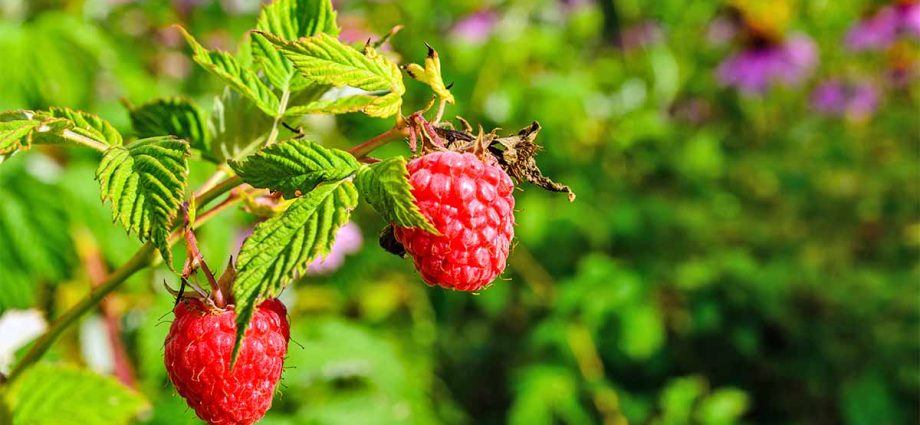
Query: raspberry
164,298,289,425
394,151,515,291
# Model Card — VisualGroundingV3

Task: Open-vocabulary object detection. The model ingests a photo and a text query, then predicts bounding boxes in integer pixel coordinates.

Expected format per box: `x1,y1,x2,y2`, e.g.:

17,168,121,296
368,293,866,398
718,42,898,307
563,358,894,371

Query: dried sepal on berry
434,120,576,201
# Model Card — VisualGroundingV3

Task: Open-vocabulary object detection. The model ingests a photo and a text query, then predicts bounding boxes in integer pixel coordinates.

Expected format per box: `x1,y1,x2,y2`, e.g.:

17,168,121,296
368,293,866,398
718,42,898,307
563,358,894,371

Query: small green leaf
285,94,378,116
363,92,404,118
128,97,210,153
403,44,455,104
229,138,359,198
49,107,123,146
0,119,40,156
0,109,119,158
264,32,404,95
285,91,402,118
177,26,280,117
252,0,338,91
232,179,358,359
7,363,148,425
96,137,190,264
355,156,438,234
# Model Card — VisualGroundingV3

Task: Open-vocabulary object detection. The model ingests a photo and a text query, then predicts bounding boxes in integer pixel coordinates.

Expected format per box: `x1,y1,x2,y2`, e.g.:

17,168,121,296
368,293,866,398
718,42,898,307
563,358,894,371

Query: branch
5,243,157,383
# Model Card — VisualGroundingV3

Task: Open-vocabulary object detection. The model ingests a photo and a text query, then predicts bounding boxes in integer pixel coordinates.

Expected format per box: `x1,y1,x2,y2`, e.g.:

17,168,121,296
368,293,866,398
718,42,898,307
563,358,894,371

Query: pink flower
811,79,880,120
846,2,920,51
717,34,818,94
450,11,499,44
307,221,363,275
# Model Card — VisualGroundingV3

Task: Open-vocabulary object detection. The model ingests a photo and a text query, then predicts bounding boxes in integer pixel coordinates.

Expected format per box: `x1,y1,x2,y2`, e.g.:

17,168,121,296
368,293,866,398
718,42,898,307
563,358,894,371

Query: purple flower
307,221,363,275
717,34,817,94
450,11,499,44
811,79,880,120
812,80,848,114
559,0,594,13
846,2,920,51
848,83,880,119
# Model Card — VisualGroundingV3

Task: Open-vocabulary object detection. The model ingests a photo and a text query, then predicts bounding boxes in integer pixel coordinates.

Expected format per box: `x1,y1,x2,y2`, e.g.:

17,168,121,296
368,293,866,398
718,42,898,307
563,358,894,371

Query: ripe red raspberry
394,151,515,291
164,298,289,425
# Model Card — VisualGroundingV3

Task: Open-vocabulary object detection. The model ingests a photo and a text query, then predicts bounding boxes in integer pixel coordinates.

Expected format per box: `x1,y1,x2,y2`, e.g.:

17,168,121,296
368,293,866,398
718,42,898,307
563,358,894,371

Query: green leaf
48,107,122,146
265,32,404,94
7,363,148,425
96,137,190,264
355,156,438,234
177,26,280,117
229,138,359,198
232,179,358,358
0,109,119,158
128,97,210,154
0,118,40,156
285,94,379,116
286,91,403,118
208,87,274,162
252,0,338,91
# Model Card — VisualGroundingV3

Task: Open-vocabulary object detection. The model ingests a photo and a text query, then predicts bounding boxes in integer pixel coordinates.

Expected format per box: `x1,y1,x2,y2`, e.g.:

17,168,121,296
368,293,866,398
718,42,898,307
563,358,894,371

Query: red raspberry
394,151,515,291
164,298,289,425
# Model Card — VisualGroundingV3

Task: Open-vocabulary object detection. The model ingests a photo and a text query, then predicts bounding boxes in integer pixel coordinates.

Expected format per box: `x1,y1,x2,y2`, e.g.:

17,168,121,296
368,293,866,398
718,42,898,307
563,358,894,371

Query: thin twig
348,125,409,158
433,98,448,124
79,233,138,389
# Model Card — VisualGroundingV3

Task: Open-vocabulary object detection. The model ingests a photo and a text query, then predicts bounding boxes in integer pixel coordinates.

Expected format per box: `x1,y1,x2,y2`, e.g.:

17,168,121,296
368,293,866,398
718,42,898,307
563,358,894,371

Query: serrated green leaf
96,137,190,264
253,0,338,91
403,45,455,104
0,109,118,158
285,91,402,118
355,156,438,234
8,363,148,425
265,32,404,94
285,94,378,116
128,97,210,154
363,92,404,118
0,119,40,156
177,26,280,117
232,179,358,358
48,107,123,146
229,138,359,198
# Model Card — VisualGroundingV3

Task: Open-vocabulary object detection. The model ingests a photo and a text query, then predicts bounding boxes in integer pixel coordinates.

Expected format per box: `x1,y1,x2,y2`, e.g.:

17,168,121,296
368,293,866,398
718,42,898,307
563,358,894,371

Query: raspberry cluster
164,298,289,425
394,151,515,291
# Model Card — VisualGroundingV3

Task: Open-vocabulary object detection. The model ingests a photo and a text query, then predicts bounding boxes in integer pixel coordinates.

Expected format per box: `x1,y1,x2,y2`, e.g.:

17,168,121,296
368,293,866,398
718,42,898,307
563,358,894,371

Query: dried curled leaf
436,121,575,201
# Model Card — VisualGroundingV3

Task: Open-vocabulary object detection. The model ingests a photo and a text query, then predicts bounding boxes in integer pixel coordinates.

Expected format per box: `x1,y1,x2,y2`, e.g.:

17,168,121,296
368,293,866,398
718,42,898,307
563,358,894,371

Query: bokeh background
1,0,918,424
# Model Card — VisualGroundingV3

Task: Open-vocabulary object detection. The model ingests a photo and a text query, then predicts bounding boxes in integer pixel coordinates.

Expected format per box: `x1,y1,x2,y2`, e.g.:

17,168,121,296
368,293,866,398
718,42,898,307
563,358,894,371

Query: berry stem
183,225,225,308
348,125,409,158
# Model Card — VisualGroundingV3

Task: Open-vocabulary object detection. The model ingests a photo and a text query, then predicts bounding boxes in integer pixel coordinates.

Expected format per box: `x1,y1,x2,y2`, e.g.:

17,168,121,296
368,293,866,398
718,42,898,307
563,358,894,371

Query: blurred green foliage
0,0,917,424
